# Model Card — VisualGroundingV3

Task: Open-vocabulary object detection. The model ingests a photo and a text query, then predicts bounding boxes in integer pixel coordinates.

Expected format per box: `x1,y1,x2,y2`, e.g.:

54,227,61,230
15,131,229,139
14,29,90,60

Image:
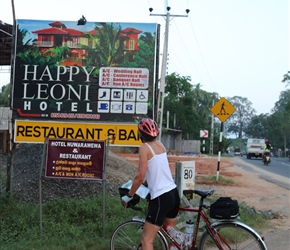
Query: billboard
12,19,159,122
14,120,141,146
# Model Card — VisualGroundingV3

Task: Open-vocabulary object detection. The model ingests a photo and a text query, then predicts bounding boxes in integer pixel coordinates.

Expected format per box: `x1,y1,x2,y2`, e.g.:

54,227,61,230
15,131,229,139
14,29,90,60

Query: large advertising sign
14,120,141,146
12,20,159,122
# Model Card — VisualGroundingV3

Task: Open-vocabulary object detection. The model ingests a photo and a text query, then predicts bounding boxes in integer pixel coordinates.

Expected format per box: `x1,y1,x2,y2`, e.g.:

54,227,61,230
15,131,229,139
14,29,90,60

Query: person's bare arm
128,144,148,196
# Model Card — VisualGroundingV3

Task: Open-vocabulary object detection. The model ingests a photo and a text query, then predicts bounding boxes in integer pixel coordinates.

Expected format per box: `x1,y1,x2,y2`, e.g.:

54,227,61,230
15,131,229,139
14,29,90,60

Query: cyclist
121,118,180,250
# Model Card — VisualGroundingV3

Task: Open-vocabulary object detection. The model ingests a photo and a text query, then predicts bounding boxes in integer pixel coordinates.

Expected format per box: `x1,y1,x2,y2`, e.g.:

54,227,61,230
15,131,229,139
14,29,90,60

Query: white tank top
145,143,176,199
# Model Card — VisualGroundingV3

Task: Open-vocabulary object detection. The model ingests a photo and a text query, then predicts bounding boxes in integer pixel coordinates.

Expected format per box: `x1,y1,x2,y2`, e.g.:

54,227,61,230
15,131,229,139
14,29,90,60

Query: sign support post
102,136,111,234
210,97,236,181
216,122,223,181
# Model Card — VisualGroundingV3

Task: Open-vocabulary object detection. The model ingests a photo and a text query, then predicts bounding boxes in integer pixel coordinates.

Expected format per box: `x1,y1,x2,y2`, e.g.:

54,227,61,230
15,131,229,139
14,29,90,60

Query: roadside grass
0,190,268,250
196,174,235,184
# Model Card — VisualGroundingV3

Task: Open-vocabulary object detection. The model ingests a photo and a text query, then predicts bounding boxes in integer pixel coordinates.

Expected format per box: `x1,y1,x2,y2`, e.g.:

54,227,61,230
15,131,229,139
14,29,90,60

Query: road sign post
200,130,208,154
210,97,236,181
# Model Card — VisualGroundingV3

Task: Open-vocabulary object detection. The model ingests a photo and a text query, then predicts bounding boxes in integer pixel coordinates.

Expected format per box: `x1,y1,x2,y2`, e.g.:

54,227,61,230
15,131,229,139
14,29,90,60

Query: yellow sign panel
210,97,236,122
14,120,141,146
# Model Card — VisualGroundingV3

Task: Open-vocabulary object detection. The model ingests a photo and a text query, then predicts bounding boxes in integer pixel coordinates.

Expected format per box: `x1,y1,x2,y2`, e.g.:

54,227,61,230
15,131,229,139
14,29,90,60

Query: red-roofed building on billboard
32,21,142,66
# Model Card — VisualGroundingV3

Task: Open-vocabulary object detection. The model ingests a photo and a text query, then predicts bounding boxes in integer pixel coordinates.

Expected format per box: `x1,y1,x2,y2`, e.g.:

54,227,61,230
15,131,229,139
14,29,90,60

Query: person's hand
121,194,133,207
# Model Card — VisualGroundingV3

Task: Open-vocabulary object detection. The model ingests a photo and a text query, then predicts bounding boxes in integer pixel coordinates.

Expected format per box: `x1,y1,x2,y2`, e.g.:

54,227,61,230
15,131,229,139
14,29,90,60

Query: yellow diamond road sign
210,97,236,122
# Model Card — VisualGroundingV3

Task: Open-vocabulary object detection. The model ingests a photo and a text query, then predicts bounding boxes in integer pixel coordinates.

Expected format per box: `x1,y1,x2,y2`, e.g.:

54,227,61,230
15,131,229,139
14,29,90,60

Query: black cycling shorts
145,187,180,227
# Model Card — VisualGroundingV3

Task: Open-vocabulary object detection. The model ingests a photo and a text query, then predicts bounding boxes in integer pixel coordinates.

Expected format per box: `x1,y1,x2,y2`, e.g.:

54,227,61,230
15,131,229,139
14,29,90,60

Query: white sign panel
99,67,149,88
175,161,195,199
200,130,208,138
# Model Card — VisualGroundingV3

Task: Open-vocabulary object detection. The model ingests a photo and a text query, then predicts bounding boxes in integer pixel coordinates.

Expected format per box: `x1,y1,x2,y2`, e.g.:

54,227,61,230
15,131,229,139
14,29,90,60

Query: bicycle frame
112,187,267,250
177,206,230,250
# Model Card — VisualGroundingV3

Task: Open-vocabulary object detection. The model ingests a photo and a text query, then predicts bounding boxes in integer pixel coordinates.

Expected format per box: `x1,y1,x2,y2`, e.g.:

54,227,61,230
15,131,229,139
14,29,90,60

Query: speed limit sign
175,161,195,200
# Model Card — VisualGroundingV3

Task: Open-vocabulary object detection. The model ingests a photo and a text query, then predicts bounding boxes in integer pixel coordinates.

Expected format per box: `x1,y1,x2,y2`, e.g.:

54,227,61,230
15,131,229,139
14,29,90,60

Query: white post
157,11,170,141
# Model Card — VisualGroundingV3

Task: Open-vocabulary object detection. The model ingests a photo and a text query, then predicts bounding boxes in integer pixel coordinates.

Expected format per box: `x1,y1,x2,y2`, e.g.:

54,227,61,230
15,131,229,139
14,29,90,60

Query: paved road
263,229,290,249
236,156,290,190
233,156,290,249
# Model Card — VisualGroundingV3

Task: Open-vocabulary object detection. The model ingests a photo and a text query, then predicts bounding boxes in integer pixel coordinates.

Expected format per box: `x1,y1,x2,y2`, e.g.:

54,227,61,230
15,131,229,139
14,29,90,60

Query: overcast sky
0,0,289,115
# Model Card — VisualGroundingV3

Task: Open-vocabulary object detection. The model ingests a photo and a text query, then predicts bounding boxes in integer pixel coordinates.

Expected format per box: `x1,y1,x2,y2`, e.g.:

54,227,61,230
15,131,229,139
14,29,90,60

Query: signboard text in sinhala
45,139,105,180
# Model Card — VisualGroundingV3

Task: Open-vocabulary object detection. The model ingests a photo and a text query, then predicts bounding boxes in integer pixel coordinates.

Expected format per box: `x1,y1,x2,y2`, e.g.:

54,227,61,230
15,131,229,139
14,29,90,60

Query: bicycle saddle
193,189,215,198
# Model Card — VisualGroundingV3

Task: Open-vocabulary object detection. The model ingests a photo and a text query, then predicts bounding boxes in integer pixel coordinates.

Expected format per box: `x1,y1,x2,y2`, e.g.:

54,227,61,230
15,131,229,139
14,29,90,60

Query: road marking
281,162,290,167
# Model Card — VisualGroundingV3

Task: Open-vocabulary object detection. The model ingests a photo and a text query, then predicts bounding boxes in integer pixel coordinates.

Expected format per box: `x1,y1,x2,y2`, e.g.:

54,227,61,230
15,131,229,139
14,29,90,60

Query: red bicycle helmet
138,118,159,138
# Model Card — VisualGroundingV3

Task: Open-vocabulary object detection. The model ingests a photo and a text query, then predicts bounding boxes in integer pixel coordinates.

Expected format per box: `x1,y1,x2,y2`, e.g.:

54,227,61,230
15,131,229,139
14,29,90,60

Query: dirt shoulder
112,152,290,230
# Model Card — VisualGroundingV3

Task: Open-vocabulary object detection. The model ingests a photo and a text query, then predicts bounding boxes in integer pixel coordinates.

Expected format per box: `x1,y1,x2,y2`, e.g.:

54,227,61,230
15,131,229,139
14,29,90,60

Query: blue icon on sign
99,103,108,110
99,91,106,98
125,104,133,110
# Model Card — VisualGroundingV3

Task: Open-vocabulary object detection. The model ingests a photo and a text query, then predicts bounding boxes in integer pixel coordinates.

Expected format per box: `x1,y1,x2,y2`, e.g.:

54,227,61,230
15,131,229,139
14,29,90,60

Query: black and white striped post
216,122,223,181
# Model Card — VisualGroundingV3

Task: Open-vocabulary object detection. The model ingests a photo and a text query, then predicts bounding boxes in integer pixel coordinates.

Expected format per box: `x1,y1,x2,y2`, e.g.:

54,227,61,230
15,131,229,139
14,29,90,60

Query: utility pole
210,103,214,155
149,5,189,141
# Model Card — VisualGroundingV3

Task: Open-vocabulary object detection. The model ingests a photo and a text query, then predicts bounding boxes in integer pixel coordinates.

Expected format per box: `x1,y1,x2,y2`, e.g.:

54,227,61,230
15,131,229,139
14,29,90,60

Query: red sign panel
45,139,105,180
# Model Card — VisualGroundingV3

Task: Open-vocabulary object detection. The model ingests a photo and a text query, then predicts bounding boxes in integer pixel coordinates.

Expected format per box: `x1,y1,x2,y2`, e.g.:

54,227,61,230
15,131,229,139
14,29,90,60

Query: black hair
139,131,156,142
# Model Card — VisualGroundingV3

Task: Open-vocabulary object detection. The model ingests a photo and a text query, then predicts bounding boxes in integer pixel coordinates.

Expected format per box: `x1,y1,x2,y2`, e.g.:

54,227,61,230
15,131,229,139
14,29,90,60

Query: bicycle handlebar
128,203,143,211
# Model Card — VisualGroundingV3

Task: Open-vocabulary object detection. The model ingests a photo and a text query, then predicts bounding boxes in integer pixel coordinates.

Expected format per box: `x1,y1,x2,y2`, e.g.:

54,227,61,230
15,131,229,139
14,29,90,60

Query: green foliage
0,191,268,249
226,96,256,138
197,175,235,184
0,84,10,107
91,22,126,67
164,73,216,139
245,89,290,153
157,74,290,153
0,194,136,249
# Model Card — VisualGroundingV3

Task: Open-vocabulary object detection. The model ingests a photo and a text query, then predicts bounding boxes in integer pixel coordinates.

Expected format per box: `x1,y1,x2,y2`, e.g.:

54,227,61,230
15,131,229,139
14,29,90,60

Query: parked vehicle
246,138,265,159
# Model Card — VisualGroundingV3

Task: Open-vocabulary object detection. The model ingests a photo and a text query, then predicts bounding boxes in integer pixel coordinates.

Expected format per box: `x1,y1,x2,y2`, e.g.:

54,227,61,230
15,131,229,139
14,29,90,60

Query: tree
92,22,127,67
226,96,256,138
164,73,197,138
245,114,269,139
281,71,290,87
0,84,10,107
272,89,290,113
163,73,215,140
192,84,217,132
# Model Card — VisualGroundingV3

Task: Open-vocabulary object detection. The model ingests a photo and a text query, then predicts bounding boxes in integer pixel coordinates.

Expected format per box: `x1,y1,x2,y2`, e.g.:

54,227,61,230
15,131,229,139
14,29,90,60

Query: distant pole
216,122,223,181
210,99,214,155
149,6,189,141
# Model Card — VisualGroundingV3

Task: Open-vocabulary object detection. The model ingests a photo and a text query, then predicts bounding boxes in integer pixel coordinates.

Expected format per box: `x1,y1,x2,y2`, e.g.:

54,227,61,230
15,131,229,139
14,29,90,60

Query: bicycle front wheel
199,221,267,250
110,219,168,250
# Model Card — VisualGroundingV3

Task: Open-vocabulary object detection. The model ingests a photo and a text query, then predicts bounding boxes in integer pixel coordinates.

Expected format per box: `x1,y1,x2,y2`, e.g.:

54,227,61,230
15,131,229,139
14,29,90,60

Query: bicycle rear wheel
110,219,167,250
199,221,267,250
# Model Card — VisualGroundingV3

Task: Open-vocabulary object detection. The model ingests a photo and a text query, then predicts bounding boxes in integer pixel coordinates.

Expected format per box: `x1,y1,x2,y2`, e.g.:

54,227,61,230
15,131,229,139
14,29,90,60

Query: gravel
0,143,137,203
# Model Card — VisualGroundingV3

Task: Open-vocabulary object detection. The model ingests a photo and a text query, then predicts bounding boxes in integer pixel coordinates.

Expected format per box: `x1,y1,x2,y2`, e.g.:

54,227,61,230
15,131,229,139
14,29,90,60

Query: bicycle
110,187,268,250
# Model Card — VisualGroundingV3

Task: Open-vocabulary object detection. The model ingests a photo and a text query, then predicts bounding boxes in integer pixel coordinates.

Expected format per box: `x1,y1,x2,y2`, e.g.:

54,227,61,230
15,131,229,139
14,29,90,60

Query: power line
169,19,205,83
149,5,189,140
187,16,216,92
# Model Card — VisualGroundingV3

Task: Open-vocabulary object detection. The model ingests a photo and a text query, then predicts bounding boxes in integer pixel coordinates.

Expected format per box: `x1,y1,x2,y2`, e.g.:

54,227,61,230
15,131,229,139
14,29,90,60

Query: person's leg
143,188,180,249
163,188,180,229
141,221,160,250
163,217,178,228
